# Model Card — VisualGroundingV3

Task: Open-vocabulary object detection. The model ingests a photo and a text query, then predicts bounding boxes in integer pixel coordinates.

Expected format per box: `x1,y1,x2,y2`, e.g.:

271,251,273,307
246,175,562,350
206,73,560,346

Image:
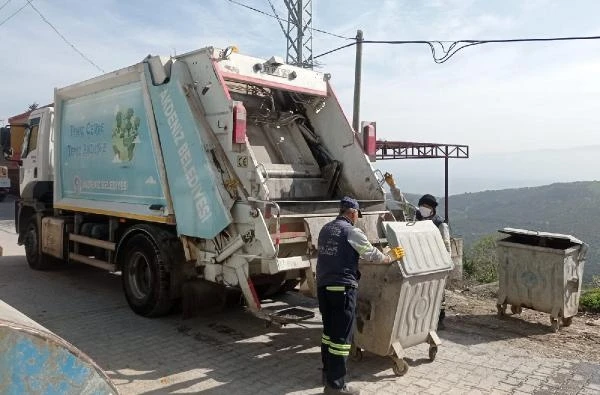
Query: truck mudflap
221,256,315,327
266,307,315,327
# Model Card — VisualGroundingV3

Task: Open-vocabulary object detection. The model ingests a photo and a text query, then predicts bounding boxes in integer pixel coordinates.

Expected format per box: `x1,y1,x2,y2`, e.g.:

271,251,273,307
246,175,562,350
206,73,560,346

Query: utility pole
445,157,449,223
352,30,364,133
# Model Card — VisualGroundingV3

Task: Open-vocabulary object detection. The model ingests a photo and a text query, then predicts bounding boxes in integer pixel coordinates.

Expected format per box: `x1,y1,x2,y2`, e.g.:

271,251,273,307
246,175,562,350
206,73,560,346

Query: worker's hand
383,172,395,187
388,246,405,261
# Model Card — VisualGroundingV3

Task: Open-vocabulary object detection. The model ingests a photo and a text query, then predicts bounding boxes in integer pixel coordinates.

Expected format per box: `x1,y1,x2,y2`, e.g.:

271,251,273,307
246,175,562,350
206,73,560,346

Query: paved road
0,198,598,394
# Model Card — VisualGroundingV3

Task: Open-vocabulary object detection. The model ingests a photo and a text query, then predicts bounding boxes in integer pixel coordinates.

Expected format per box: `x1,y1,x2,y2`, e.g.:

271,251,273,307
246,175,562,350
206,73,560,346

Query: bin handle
567,277,580,290
373,169,386,187
577,243,589,263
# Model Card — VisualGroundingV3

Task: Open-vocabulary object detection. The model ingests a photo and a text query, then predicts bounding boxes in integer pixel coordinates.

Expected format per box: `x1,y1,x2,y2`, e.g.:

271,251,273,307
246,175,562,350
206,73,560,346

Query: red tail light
363,123,376,162
232,102,247,144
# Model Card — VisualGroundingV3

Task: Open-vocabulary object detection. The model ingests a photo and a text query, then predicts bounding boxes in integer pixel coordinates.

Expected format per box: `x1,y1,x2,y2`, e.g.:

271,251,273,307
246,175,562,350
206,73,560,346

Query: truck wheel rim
25,227,37,262
129,252,152,300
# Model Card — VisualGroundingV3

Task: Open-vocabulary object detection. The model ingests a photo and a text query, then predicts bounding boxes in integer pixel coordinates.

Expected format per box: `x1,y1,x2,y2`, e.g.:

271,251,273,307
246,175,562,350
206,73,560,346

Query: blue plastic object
0,300,118,394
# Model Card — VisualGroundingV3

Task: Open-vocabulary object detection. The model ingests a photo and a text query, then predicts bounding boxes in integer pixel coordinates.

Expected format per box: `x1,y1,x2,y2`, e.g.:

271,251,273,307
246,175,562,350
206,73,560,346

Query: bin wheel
510,305,522,315
550,318,560,332
561,317,573,327
392,358,409,376
428,345,438,361
496,303,507,317
350,345,363,362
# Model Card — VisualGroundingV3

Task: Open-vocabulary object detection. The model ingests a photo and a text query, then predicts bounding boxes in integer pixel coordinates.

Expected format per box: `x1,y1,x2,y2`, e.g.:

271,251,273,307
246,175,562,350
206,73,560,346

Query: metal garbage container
496,228,588,332
351,221,454,376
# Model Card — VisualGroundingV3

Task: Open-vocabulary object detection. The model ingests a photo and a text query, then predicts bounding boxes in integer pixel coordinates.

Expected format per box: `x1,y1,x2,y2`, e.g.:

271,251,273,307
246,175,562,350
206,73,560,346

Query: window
21,117,40,159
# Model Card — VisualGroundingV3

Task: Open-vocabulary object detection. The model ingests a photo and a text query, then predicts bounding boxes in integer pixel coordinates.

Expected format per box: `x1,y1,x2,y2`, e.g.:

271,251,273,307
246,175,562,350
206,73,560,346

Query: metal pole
444,157,449,223
296,0,303,67
352,30,363,132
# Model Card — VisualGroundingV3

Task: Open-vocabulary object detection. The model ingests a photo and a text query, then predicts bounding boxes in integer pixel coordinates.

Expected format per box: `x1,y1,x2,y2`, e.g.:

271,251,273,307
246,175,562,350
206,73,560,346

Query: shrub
580,288,600,313
464,235,498,284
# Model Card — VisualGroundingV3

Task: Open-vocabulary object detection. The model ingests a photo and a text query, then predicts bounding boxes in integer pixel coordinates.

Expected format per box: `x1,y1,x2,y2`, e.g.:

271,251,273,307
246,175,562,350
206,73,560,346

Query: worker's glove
383,172,395,187
388,246,405,261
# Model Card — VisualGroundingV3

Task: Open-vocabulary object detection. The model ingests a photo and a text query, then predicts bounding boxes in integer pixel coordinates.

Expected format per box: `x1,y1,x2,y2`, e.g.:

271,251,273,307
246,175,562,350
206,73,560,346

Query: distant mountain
377,145,600,196
393,181,600,283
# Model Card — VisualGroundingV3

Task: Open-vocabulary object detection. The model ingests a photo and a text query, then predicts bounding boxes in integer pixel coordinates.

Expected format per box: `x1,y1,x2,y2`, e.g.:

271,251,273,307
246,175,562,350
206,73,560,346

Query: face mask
419,206,432,218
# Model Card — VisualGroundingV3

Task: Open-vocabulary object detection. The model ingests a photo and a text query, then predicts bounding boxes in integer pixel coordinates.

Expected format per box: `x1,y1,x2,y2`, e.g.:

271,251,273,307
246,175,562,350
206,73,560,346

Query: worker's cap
340,196,362,217
418,194,438,208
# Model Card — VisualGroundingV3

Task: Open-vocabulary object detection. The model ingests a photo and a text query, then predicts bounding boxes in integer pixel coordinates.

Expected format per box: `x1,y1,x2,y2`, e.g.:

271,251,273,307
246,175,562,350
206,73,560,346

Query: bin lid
499,228,584,246
384,221,454,277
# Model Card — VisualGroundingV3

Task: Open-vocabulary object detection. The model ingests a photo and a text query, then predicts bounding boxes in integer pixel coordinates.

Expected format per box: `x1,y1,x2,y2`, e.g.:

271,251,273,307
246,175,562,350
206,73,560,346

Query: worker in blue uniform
317,196,405,395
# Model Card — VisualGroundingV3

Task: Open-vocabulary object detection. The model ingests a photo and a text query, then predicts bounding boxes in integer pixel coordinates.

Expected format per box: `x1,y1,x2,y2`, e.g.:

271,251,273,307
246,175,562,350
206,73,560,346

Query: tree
464,235,498,283
28,103,39,111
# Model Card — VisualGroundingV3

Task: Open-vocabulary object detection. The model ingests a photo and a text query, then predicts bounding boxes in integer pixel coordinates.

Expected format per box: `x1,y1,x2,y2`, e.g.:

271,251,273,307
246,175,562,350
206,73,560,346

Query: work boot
323,384,360,395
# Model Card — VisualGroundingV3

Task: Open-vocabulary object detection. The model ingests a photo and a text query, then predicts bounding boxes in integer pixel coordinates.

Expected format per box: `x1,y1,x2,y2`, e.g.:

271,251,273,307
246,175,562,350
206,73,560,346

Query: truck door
20,116,40,195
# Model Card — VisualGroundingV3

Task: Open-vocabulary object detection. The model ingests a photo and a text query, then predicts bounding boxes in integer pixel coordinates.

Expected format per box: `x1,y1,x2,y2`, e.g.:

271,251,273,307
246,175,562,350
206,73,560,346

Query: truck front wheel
121,233,173,317
23,220,51,270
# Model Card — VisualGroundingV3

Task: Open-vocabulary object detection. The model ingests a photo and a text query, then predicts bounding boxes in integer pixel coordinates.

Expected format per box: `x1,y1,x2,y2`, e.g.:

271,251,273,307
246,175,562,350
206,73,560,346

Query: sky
1,0,600,193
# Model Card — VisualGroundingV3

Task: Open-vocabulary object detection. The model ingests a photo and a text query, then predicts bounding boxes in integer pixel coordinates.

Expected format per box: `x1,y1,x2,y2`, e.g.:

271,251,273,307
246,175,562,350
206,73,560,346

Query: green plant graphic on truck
112,107,140,163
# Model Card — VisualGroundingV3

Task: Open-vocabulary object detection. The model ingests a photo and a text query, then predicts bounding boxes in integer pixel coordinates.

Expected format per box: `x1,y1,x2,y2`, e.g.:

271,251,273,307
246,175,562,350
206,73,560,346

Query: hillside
398,181,600,283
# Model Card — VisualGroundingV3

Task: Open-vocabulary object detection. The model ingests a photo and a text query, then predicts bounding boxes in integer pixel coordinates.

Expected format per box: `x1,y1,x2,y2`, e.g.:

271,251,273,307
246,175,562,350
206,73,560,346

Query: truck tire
121,233,173,317
23,220,51,270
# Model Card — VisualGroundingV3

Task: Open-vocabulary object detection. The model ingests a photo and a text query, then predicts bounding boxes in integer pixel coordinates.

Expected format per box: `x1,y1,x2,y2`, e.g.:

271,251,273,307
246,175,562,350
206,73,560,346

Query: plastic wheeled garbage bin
351,221,454,376
496,228,588,332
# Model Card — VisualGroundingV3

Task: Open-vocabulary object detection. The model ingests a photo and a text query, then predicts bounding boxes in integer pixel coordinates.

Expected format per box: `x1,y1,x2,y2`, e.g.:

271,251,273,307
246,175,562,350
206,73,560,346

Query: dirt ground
445,283,600,362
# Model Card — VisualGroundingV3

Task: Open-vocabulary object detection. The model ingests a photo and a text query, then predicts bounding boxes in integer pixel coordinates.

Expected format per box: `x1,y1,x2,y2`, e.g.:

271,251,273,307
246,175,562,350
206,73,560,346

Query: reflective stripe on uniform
357,245,370,254
325,338,351,355
329,342,351,350
325,286,346,292
328,347,350,356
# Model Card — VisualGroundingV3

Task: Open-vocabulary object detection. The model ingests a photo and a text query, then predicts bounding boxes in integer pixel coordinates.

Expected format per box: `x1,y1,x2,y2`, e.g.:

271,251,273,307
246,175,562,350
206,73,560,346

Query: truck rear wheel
121,233,173,317
23,220,51,270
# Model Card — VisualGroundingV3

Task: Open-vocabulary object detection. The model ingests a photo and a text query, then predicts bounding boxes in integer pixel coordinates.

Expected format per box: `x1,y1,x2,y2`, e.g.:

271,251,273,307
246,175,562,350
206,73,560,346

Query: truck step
271,232,308,244
68,253,115,272
69,234,115,251
264,178,329,200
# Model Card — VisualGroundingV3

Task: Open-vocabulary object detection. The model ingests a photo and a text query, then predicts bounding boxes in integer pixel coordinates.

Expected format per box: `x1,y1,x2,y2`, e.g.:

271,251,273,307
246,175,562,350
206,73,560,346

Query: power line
0,0,29,27
227,0,351,40
24,0,104,73
0,0,12,12
313,36,600,64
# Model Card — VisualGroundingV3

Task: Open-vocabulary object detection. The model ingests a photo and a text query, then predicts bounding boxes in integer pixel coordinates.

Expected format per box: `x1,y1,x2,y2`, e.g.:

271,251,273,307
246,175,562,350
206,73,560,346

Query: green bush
463,235,498,284
580,288,600,313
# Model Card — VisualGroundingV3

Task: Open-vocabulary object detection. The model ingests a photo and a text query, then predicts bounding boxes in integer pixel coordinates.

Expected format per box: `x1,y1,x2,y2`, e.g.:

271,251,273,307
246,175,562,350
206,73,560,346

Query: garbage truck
15,45,396,324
